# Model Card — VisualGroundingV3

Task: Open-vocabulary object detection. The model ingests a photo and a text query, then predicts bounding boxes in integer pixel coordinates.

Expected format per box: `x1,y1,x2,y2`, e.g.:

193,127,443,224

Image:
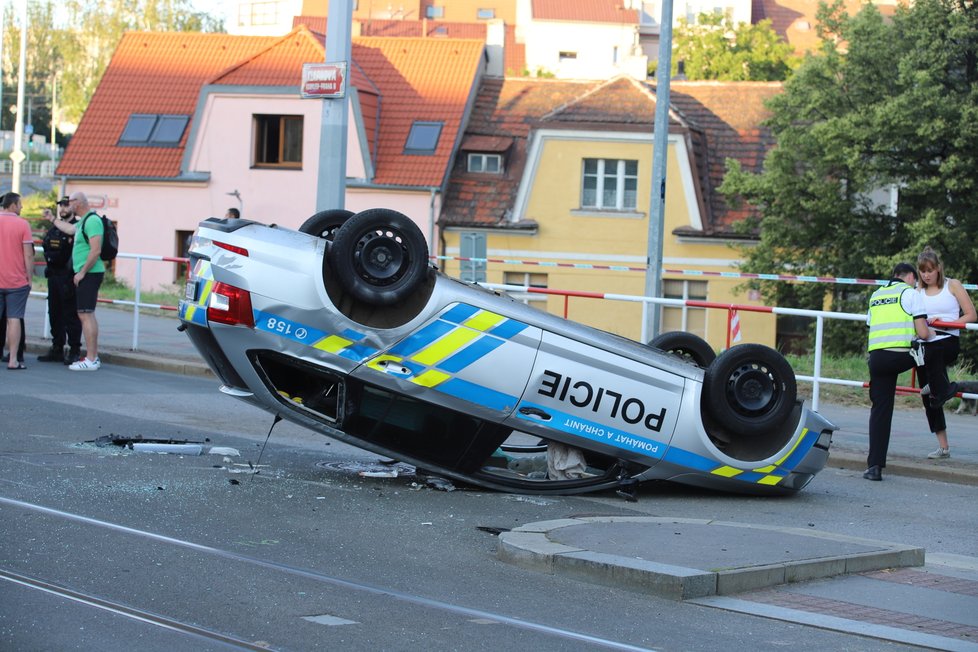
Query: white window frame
581,158,639,210
503,272,548,305
662,279,708,338
467,153,503,173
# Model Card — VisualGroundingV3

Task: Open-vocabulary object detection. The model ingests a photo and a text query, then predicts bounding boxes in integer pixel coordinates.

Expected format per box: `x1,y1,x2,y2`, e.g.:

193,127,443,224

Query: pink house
56,25,486,290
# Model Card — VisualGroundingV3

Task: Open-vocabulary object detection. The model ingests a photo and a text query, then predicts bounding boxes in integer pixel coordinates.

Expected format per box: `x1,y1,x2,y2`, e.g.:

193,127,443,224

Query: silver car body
180,217,834,495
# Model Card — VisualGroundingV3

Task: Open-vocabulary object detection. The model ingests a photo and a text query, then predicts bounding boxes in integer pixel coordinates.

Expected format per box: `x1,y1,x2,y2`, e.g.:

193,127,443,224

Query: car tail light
214,241,249,256
207,282,254,327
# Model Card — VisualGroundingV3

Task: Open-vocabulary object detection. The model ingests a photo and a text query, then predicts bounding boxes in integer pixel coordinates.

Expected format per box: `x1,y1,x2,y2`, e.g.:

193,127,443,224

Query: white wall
522,21,647,80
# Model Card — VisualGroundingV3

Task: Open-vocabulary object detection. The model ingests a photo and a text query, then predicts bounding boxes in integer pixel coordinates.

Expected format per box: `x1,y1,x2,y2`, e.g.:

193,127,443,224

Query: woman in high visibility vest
865,262,931,481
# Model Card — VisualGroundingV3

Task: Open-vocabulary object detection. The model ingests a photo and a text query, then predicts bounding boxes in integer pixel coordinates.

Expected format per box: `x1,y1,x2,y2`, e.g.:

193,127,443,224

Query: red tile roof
58,27,486,190
669,81,782,231
754,0,899,54
532,0,639,24
440,76,780,235
352,36,485,186
57,32,277,178
295,15,526,75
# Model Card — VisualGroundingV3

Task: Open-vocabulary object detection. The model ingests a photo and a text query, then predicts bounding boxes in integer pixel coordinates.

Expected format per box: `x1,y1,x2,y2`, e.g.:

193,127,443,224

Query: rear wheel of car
649,331,716,367
327,208,429,306
702,344,796,437
299,209,354,241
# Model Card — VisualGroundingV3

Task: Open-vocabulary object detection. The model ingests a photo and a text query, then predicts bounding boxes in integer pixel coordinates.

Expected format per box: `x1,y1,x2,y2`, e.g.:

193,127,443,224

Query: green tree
671,12,799,81
720,0,978,356
1,0,223,142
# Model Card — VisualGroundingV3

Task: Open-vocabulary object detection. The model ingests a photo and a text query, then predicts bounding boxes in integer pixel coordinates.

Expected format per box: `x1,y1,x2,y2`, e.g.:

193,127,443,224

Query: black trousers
46,273,82,350
868,348,915,468
916,336,960,433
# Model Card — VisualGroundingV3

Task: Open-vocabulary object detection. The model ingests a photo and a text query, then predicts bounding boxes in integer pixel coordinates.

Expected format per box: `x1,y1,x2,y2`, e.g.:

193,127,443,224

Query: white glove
910,342,925,367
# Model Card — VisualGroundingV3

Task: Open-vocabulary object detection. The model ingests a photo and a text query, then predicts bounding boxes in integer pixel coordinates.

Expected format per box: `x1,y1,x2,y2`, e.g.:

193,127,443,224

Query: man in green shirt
50,192,104,371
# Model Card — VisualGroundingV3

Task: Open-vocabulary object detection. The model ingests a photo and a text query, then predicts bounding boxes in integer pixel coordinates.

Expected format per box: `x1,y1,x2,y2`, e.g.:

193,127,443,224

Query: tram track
0,495,655,652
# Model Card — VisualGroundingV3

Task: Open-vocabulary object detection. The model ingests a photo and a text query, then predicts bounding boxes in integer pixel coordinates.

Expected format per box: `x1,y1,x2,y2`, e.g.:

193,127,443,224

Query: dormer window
467,153,502,173
119,114,189,147
405,121,442,155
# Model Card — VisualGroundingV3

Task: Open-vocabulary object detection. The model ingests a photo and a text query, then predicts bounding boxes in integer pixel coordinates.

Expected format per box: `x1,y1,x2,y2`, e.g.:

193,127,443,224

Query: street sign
9,149,25,163
301,62,347,99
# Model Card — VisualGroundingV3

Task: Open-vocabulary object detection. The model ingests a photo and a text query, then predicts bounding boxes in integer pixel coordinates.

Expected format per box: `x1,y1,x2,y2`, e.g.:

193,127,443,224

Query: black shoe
64,348,81,366
38,347,65,362
863,465,882,481
930,382,959,408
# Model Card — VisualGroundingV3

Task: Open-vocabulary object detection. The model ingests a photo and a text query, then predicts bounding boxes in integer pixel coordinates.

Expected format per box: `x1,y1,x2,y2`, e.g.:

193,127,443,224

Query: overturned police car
179,208,834,496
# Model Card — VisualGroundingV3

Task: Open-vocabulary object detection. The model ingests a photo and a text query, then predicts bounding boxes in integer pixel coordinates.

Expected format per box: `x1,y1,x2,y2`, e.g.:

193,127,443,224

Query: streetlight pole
11,0,28,192
643,0,675,342
316,0,353,211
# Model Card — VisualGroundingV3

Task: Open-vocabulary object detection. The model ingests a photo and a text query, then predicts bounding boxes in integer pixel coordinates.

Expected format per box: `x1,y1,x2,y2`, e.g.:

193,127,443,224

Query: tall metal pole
316,0,353,211
11,0,28,192
643,0,675,342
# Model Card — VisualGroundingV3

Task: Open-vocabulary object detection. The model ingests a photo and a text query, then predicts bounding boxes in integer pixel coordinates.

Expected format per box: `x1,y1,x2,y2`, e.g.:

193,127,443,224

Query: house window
426,5,444,18
405,121,442,155
240,1,281,26
581,158,638,210
503,271,548,305
559,51,578,61
254,114,303,167
661,280,707,339
176,230,194,282
477,8,495,19
459,232,486,283
119,114,189,147
467,153,502,173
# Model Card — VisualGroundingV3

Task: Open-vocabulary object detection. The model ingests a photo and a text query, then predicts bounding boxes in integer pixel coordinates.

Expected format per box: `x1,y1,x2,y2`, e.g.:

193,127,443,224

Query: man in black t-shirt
38,197,82,364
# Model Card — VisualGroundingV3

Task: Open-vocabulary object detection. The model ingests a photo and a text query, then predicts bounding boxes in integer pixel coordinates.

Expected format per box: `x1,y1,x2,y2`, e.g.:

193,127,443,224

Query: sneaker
927,447,950,459
69,357,101,371
64,348,81,366
38,346,65,363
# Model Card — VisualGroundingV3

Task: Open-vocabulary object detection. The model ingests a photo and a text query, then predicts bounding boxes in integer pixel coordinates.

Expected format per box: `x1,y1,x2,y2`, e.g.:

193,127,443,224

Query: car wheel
299,209,354,241
327,208,429,306
649,331,716,367
703,344,796,437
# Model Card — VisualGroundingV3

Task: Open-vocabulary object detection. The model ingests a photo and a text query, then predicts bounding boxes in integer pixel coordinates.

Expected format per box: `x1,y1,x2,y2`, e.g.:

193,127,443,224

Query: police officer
864,262,931,481
37,197,83,364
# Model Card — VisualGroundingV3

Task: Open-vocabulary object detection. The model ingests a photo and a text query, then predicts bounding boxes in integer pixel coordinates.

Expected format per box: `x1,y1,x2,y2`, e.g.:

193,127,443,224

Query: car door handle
518,406,552,421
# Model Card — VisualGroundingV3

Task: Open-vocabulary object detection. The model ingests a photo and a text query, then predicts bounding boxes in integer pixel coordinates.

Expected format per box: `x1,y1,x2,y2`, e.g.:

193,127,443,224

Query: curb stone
497,517,925,600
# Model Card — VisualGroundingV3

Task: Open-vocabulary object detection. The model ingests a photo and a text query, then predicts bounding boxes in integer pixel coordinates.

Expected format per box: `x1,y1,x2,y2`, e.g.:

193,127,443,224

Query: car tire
649,331,716,367
327,208,429,306
703,344,796,437
299,209,354,241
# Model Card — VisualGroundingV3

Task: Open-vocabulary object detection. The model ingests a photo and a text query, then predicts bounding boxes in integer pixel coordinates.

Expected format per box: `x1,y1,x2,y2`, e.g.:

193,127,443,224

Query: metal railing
28,250,976,413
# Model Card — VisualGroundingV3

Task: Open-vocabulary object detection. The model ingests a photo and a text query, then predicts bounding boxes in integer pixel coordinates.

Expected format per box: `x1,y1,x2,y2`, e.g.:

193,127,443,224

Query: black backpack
81,213,119,262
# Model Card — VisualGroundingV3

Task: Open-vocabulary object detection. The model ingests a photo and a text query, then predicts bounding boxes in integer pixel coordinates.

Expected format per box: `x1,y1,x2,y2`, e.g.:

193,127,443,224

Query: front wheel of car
299,209,354,241
702,344,796,437
649,331,716,367
327,208,429,306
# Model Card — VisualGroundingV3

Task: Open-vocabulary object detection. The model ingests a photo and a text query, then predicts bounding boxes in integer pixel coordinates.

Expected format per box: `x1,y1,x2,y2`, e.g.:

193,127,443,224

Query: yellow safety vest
867,282,915,351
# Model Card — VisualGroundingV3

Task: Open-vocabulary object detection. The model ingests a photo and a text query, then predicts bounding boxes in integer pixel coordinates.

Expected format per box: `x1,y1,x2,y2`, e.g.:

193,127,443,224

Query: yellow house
438,76,784,351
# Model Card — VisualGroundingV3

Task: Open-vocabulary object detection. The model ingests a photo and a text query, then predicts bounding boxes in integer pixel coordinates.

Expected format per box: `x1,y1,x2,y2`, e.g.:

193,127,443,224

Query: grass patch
785,352,975,409
33,274,184,316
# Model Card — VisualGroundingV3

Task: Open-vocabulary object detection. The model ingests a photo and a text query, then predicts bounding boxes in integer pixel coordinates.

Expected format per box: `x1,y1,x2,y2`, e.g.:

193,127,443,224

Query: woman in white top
915,247,977,459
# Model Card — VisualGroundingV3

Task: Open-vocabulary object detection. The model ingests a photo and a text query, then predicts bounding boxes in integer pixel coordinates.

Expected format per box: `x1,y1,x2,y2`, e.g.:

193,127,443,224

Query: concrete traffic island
497,516,925,600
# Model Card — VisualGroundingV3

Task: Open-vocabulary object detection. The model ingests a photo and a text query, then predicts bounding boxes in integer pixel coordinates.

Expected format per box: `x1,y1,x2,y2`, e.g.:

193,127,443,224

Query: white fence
29,250,977,413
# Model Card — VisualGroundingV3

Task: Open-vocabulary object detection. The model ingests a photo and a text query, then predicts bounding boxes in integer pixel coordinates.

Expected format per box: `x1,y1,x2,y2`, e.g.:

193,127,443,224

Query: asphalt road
3,362,977,650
